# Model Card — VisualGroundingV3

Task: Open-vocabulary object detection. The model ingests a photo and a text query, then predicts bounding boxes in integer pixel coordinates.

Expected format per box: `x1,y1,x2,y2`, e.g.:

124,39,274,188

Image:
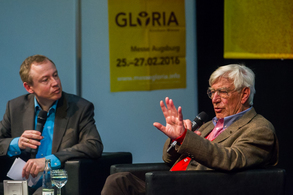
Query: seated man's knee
102,172,145,195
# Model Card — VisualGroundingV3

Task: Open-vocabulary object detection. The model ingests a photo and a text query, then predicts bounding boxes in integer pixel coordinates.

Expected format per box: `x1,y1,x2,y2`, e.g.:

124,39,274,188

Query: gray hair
209,64,256,105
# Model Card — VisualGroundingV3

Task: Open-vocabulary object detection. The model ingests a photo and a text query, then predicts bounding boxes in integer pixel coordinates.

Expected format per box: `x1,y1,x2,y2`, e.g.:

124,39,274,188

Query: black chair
0,152,132,195
111,163,286,195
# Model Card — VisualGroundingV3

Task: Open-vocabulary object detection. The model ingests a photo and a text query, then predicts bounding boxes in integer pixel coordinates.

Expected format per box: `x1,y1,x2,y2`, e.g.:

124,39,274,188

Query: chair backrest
145,168,286,195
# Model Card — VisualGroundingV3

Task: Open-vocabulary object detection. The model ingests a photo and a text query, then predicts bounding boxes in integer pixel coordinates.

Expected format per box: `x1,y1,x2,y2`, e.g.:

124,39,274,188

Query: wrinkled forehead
211,77,235,89
29,60,57,77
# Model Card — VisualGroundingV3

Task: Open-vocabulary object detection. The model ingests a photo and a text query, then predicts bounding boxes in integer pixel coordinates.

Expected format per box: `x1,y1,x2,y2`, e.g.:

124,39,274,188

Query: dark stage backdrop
196,1,293,194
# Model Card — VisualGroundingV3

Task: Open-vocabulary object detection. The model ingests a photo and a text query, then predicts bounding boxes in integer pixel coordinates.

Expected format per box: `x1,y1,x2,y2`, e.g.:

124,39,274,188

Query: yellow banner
108,0,186,92
224,0,293,59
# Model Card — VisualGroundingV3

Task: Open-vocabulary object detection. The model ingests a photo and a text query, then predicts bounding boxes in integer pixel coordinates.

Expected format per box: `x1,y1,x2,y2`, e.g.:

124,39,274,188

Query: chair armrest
0,156,16,181
110,163,170,181
64,152,132,195
145,168,286,195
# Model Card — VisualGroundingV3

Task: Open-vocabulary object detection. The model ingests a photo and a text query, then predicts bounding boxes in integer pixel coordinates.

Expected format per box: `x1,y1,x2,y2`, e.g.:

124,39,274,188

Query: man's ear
241,87,250,104
23,82,34,94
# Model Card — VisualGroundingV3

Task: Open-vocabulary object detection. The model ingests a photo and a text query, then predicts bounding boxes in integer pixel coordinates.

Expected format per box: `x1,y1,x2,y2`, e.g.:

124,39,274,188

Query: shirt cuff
172,129,187,145
7,137,21,157
46,155,61,169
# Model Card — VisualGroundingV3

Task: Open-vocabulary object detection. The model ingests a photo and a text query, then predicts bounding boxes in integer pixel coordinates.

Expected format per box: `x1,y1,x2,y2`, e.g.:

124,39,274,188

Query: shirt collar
34,97,58,114
212,107,252,129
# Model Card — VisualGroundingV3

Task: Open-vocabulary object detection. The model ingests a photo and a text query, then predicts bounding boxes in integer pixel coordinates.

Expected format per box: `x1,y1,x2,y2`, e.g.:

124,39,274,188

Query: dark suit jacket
163,107,279,171
0,92,103,166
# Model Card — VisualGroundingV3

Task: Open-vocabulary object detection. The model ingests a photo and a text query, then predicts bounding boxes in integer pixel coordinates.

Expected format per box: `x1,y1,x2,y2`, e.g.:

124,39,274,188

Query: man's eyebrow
40,75,49,79
39,70,58,80
209,87,229,90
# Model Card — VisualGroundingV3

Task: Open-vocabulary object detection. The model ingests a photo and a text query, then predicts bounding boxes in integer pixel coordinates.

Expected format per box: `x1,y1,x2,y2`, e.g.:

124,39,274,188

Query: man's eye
219,90,228,94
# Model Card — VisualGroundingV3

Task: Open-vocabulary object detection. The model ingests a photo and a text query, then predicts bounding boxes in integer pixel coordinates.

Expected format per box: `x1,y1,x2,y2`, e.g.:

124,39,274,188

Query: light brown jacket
163,107,279,171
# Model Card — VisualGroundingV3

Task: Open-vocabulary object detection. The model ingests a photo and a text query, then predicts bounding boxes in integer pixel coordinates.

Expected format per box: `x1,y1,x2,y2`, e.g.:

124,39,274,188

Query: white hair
209,64,256,105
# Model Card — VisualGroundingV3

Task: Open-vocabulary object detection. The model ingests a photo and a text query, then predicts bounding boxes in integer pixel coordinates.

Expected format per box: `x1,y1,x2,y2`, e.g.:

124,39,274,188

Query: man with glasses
102,64,279,195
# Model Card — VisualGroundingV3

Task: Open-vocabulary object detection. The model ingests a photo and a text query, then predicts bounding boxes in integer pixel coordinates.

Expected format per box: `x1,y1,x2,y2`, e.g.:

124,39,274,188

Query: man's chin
52,93,62,100
215,112,224,119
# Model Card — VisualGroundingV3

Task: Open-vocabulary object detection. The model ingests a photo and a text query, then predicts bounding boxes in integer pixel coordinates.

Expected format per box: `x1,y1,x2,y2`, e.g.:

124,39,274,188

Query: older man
0,55,103,195
101,64,278,195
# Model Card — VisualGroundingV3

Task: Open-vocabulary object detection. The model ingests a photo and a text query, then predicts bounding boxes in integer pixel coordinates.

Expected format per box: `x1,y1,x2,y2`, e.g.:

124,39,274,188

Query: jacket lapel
52,93,69,153
23,94,35,154
23,94,35,130
213,108,257,143
200,121,214,138
198,108,257,143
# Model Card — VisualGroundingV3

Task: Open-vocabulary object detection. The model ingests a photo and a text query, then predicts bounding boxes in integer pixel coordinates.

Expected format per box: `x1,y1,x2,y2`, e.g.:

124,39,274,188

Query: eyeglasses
207,88,236,99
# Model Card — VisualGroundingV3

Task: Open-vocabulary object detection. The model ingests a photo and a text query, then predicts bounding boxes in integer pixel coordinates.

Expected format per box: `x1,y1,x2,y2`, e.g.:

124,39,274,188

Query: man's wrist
173,129,187,145
46,154,61,169
7,137,21,156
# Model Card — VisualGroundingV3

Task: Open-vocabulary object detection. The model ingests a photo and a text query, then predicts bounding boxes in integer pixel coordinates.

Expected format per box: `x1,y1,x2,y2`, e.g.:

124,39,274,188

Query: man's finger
194,130,202,136
153,122,166,132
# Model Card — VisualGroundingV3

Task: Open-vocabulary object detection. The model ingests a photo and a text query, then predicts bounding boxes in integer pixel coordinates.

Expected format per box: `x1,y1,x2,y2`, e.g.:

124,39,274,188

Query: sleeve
162,138,182,167
7,137,21,157
53,100,103,166
163,115,278,171
0,100,14,156
46,154,61,169
175,122,278,171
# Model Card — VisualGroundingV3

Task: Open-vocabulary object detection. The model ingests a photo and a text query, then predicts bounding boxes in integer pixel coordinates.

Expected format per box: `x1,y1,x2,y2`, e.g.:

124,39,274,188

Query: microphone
167,111,209,152
191,111,209,132
31,110,47,158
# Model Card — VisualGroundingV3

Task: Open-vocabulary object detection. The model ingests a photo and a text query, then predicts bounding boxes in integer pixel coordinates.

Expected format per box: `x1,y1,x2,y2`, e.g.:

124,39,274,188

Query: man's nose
212,91,221,102
51,77,59,86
